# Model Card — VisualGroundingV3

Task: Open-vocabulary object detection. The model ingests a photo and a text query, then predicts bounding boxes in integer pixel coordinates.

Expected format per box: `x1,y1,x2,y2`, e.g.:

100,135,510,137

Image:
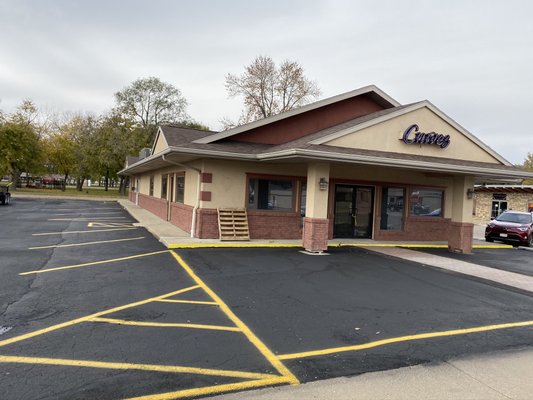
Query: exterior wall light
466,188,474,199
319,177,329,191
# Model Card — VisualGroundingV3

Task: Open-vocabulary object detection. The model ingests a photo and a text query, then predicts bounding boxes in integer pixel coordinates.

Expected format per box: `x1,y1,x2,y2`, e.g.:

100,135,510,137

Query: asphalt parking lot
1,198,533,399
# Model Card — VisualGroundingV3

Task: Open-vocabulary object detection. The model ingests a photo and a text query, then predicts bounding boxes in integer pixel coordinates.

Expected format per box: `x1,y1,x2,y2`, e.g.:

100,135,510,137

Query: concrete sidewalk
114,199,533,400
210,347,533,400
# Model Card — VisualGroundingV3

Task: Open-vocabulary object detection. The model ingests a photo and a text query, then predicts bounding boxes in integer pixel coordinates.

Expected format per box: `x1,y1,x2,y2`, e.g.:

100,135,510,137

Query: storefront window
149,176,154,197
380,187,404,230
175,176,184,203
300,182,307,217
409,189,443,216
161,175,167,199
248,178,294,211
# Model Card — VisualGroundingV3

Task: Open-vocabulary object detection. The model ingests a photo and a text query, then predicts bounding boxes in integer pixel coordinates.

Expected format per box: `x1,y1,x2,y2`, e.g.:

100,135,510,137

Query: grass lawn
14,186,128,198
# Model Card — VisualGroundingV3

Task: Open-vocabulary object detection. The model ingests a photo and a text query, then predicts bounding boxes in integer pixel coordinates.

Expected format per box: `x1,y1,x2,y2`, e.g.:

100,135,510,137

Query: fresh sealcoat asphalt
1,197,533,399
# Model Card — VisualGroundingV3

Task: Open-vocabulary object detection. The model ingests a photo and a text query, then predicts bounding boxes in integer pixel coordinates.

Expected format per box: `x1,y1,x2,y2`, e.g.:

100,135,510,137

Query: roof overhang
119,146,533,182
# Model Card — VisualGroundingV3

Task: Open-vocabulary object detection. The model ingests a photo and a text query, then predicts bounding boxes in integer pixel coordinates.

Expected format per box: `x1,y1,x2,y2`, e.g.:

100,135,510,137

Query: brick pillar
448,222,474,253
303,217,329,252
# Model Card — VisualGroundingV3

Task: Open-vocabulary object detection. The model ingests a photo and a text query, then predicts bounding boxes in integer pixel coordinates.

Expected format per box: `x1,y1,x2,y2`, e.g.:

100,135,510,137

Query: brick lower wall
193,209,303,240
138,193,168,221
248,211,302,239
374,217,451,241
169,203,193,233
195,208,219,239
303,217,329,252
128,191,136,203
448,222,474,253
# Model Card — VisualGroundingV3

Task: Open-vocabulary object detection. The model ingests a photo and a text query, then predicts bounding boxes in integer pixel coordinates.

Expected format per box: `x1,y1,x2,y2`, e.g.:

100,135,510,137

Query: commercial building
119,86,533,253
474,185,533,223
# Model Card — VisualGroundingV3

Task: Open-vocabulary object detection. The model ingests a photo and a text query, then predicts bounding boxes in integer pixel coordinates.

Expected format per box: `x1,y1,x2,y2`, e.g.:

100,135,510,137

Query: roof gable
151,127,169,154
194,85,400,145
316,101,510,165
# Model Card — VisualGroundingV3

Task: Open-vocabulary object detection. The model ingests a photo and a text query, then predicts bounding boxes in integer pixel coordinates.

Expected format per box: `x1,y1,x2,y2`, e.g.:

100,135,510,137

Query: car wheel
527,235,533,248
485,237,494,243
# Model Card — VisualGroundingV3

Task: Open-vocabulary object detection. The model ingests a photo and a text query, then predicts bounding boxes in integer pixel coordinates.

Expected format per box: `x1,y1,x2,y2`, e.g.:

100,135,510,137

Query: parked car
485,211,533,247
0,182,12,205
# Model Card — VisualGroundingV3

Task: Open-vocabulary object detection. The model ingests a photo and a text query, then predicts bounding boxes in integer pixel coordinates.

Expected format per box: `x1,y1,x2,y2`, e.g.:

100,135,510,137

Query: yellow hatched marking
29,236,145,250
278,320,533,360
0,355,275,380
0,285,200,348
155,299,218,306
32,227,138,236
19,250,170,275
125,376,291,400
171,252,299,385
89,317,241,332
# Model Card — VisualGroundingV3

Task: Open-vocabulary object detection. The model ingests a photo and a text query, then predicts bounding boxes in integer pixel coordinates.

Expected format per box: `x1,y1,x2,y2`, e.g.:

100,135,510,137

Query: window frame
175,174,185,204
408,187,445,217
245,173,302,213
161,175,168,199
149,175,154,197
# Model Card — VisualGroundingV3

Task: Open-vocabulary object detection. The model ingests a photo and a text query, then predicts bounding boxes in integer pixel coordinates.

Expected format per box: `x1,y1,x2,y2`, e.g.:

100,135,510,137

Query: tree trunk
104,169,109,191
118,176,127,196
76,177,85,191
62,173,69,191
11,169,21,190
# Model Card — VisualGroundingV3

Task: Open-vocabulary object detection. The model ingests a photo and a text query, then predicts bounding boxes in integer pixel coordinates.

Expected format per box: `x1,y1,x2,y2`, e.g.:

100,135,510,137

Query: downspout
162,155,202,238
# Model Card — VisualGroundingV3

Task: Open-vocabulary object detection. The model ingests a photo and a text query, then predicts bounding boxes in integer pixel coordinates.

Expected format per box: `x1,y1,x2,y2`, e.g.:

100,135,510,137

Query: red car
485,211,533,247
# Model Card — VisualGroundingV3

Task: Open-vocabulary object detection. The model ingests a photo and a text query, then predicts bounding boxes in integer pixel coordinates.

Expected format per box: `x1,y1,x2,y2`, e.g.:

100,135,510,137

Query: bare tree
225,56,321,125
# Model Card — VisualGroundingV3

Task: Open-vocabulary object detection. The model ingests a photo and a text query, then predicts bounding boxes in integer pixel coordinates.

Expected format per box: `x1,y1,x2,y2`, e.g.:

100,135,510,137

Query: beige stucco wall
325,107,501,164
198,159,307,209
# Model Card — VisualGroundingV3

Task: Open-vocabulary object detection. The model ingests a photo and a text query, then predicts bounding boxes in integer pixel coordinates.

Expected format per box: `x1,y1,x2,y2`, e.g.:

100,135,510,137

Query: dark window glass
248,178,294,211
161,175,168,199
175,176,184,203
300,183,307,217
409,189,443,216
380,187,404,230
149,176,154,197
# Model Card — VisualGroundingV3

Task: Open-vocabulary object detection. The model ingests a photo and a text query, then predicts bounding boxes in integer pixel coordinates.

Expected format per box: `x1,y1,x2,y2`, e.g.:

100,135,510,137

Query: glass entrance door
334,185,374,238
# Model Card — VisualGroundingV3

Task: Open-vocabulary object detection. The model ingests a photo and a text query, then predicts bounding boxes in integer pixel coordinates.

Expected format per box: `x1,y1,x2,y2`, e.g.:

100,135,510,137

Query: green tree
0,122,43,188
522,152,533,185
225,56,321,125
57,114,100,191
114,77,189,146
44,129,77,189
95,113,140,192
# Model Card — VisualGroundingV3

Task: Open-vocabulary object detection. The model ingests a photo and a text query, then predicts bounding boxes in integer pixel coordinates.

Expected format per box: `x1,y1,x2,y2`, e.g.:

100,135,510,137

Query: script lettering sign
401,124,450,149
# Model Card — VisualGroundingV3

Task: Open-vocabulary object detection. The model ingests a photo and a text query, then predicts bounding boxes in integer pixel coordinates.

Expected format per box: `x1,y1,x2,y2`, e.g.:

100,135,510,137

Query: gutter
161,155,202,239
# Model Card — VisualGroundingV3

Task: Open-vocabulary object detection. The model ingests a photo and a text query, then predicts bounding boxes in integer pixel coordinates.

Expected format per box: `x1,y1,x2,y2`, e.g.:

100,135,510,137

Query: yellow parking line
29,236,145,250
32,227,138,236
125,376,291,400
19,250,171,275
89,317,241,332
155,299,219,306
168,243,301,249
53,212,124,216
0,355,276,380
171,252,299,385
0,286,200,348
278,320,533,360
48,217,128,221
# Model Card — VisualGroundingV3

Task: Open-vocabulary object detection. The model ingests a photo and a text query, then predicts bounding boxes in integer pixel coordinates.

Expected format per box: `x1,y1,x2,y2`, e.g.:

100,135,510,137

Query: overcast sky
1,0,532,164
